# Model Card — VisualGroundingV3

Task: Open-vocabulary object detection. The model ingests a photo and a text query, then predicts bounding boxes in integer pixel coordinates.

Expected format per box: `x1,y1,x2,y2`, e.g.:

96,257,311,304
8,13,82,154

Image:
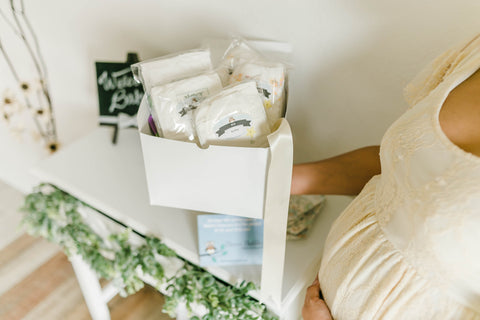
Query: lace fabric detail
376,72,480,312
376,99,438,226
403,33,480,108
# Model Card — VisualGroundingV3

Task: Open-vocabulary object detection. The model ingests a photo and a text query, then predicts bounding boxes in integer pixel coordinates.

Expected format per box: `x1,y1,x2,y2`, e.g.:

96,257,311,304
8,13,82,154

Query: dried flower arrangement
0,0,58,152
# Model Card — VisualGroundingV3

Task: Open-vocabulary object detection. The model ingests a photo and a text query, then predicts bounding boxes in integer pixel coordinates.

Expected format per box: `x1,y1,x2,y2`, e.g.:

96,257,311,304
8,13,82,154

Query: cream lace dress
318,34,480,320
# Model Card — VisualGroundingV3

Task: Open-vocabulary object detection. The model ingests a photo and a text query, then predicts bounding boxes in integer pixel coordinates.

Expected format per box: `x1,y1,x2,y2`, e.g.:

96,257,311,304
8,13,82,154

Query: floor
0,180,173,320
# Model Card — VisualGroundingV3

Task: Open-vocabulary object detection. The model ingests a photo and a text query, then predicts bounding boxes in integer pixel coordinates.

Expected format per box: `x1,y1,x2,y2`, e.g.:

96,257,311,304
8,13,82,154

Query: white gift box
137,94,293,305
137,97,292,220
137,39,294,305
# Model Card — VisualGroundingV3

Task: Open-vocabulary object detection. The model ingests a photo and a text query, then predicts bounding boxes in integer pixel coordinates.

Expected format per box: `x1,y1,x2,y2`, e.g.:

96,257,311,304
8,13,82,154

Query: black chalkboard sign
95,53,143,125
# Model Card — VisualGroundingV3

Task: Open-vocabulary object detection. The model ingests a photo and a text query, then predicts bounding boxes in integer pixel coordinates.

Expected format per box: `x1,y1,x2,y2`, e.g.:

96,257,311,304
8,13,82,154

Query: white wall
1,0,480,193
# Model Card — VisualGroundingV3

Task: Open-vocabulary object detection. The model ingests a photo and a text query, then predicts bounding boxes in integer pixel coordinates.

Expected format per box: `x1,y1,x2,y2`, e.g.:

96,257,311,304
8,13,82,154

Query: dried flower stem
10,0,56,141
19,0,49,80
0,39,47,139
0,0,58,145
0,7,20,36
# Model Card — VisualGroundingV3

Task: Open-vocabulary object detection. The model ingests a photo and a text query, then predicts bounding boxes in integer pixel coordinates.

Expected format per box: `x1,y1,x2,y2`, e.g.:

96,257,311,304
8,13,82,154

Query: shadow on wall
292,33,409,162
85,14,233,62
81,13,234,116
288,0,480,163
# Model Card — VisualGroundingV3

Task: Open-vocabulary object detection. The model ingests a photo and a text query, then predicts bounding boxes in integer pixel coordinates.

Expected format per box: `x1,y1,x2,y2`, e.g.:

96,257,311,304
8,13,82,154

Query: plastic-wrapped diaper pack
220,38,288,128
131,49,213,92
131,39,288,149
217,39,261,86
132,49,215,141
194,81,271,148
229,61,286,128
150,72,223,141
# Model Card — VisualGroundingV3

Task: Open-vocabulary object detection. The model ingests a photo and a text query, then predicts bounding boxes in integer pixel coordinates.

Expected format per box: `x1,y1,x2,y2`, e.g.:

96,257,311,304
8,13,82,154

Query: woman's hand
302,276,333,320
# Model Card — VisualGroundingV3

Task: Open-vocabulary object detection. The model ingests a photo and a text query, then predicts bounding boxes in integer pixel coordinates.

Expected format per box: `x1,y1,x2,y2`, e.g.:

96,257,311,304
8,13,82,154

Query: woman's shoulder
439,68,480,157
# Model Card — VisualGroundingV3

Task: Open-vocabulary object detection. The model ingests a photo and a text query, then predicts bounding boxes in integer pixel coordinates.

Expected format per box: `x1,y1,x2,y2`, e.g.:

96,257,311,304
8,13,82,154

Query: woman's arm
291,146,381,196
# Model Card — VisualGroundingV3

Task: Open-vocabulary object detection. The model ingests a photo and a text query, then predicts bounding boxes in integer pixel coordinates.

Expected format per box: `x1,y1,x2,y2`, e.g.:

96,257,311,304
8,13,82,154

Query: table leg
70,254,111,320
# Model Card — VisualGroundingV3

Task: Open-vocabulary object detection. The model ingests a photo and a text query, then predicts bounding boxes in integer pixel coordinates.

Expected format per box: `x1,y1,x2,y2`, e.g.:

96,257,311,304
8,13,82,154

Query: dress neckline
432,63,480,164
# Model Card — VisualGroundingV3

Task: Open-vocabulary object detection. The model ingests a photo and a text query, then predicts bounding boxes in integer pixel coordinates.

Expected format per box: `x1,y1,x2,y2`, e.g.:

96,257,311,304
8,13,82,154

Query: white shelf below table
32,126,352,319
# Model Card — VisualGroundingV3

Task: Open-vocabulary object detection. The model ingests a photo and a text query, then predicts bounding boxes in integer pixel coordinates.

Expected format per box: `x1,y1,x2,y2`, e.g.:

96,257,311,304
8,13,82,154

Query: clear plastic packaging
219,38,288,127
150,72,223,141
131,49,213,93
194,81,271,148
229,61,287,128
217,38,261,86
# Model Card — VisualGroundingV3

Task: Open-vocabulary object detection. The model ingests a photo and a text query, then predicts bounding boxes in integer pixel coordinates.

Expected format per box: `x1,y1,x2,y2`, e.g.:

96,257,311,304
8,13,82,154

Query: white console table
32,126,352,320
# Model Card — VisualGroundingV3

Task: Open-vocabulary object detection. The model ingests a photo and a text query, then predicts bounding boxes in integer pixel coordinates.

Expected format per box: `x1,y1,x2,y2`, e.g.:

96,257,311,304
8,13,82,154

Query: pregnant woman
292,34,480,319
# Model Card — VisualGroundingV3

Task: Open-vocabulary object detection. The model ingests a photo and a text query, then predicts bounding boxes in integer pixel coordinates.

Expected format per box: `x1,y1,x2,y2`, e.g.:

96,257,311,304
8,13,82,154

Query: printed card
197,214,263,266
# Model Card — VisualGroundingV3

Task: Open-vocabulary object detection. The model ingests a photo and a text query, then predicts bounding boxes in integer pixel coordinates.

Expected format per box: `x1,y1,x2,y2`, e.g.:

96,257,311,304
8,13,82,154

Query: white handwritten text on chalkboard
97,67,143,113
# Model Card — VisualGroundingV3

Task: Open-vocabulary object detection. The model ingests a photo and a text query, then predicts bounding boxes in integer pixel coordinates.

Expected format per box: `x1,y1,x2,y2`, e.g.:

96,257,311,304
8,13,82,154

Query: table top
32,126,352,307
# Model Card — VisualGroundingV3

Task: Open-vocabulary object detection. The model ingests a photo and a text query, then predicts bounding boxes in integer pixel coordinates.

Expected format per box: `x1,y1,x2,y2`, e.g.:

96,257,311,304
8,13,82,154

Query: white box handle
260,118,293,306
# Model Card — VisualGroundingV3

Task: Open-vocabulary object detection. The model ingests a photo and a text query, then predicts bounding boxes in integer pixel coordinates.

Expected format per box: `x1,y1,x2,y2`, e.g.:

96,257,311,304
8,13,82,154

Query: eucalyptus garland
21,184,278,320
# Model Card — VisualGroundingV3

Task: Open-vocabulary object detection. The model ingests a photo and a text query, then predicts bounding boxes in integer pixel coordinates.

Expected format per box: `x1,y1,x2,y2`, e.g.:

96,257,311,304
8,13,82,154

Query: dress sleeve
403,33,480,108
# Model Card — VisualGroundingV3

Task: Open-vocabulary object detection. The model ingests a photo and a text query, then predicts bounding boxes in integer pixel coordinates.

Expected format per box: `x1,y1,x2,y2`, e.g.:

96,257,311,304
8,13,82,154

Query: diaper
230,61,286,127
194,81,271,148
132,49,213,92
150,72,223,141
217,41,261,86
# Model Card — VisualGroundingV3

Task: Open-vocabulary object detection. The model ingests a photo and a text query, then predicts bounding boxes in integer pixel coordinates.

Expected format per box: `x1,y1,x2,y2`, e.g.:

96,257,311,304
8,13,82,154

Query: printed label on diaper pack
256,80,272,100
232,71,281,101
214,114,253,140
176,88,210,118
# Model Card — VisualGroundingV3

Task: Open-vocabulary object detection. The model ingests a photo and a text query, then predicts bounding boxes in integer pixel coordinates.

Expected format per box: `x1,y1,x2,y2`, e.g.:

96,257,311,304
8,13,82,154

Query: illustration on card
201,241,228,263
197,215,263,266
